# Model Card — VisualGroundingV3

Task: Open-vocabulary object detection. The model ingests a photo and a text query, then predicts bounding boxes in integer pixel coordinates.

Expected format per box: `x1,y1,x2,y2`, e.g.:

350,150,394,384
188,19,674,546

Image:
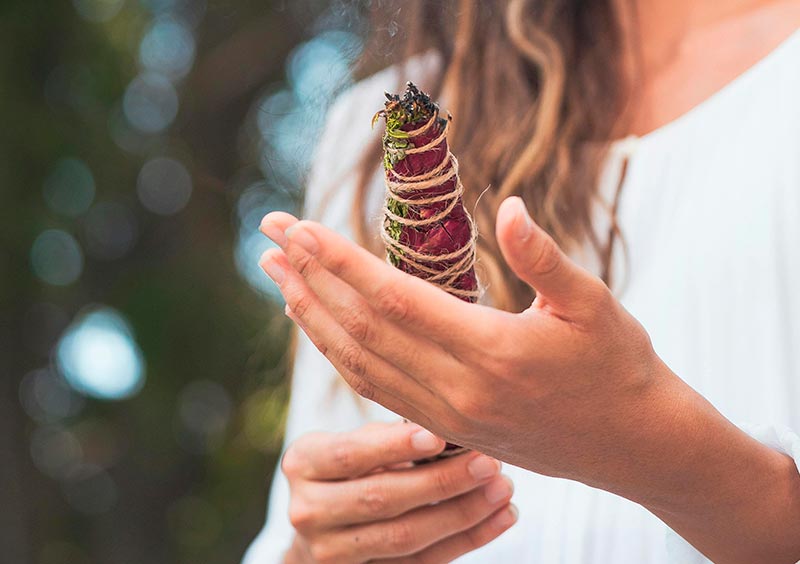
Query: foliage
0,1,340,562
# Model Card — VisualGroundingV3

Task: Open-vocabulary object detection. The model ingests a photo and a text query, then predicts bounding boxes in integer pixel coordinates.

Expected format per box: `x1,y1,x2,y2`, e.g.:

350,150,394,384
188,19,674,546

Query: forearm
619,362,800,563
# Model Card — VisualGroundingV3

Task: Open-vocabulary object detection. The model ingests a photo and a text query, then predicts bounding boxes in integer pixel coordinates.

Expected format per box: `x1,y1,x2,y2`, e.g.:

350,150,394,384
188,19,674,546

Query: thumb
496,196,605,316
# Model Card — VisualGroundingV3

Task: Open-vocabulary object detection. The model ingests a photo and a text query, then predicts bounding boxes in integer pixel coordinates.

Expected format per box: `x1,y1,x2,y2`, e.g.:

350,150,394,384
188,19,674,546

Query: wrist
630,362,800,563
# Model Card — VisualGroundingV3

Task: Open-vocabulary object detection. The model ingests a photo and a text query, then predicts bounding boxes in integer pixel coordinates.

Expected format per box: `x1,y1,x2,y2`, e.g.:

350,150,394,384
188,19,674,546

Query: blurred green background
1,1,366,562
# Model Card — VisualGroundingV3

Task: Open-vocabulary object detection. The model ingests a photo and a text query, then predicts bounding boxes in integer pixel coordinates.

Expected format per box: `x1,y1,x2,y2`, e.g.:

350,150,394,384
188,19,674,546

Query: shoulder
304,50,443,225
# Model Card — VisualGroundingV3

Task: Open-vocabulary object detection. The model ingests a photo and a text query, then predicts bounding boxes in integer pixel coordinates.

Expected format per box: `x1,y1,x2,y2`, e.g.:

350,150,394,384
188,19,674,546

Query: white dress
244,29,800,564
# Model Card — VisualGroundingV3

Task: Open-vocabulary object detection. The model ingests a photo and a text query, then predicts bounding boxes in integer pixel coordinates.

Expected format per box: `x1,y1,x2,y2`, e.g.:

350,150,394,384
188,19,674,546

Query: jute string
382,112,480,301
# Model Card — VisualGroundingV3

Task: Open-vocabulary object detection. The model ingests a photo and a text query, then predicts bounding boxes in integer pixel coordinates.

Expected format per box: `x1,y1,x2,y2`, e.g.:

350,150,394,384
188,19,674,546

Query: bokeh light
141,0,179,14
30,426,83,480
42,158,96,217
146,0,208,26
175,380,232,454
19,368,85,423
84,201,139,259
242,387,287,452
70,418,123,469
286,31,360,104
31,229,84,286
123,72,179,133
257,89,305,185
139,16,196,79
234,182,296,300
12,1,369,560
243,29,362,300
56,307,146,400
137,157,193,215
71,0,124,23
62,464,118,515
256,31,360,189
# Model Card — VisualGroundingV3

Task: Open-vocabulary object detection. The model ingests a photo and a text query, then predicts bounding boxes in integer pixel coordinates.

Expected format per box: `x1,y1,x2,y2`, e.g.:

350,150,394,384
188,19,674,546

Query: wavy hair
349,0,629,312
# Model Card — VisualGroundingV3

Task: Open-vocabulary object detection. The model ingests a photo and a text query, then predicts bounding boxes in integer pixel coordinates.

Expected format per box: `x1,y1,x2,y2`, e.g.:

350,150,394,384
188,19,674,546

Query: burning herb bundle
374,82,480,304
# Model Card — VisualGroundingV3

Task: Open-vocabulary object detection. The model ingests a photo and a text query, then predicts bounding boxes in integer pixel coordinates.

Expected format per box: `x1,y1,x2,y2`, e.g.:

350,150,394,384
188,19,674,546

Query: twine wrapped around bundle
374,82,481,304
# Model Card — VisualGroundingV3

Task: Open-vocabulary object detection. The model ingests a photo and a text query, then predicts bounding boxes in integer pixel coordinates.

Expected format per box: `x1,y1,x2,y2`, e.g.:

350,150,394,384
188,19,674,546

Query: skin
261,1,800,562
280,421,516,564
261,201,800,563
617,0,800,135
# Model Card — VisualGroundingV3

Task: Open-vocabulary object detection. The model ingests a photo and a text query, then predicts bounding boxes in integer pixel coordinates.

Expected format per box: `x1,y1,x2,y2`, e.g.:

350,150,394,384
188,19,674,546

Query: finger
260,248,442,428
279,241,467,393
259,211,298,247
283,421,446,482
302,452,502,529
379,504,518,564
495,196,611,320
272,217,499,350
326,474,514,561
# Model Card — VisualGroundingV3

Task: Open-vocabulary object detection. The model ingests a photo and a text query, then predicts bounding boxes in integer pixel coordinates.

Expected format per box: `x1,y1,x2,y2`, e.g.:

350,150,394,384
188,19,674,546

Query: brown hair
350,0,629,312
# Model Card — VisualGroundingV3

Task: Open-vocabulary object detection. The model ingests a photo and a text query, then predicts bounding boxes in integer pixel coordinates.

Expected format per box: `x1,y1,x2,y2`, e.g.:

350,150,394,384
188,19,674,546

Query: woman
246,0,800,562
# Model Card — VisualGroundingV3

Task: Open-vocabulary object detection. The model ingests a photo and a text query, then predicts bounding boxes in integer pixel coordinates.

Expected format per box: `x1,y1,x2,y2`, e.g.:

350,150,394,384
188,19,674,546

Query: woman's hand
259,202,678,494
281,421,517,564
260,201,800,563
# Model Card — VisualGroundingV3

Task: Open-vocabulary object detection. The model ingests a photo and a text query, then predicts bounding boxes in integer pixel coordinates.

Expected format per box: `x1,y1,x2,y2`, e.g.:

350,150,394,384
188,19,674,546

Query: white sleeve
664,423,800,563
241,52,443,563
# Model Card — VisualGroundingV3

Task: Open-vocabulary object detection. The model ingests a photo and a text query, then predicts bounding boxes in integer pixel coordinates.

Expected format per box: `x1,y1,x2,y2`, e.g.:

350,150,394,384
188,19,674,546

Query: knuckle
282,434,321,478
330,439,356,475
453,493,482,524
474,339,515,378
322,246,349,278
288,292,315,320
340,307,373,344
464,521,491,550
308,542,337,564
385,521,416,553
430,466,460,499
531,236,561,276
288,498,316,531
281,445,303,478
358,480,390,517
349,377,376,402
415,551,441,564
374,283,411,323
308,334,329,356
337,342,368,378
292,250,318,279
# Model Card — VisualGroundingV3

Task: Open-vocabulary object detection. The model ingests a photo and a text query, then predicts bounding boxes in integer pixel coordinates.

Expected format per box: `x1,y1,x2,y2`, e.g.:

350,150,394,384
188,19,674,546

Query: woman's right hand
282,421,517,564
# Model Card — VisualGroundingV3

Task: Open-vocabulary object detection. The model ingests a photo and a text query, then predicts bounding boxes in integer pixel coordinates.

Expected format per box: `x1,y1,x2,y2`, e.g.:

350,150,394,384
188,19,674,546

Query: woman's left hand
258,198,693,501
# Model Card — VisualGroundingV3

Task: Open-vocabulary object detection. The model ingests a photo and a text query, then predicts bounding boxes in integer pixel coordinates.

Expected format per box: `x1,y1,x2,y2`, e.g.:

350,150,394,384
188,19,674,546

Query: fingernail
484,475,514,504
411,429,441,452
492,504,518,528
261,221,288,248
261,258,285,285
286,225,319,254
513,197,533,241
467,455,500,481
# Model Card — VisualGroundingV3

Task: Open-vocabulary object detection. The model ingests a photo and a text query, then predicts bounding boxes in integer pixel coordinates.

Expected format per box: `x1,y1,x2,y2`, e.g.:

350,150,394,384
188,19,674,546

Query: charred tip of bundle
379,81,439,125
